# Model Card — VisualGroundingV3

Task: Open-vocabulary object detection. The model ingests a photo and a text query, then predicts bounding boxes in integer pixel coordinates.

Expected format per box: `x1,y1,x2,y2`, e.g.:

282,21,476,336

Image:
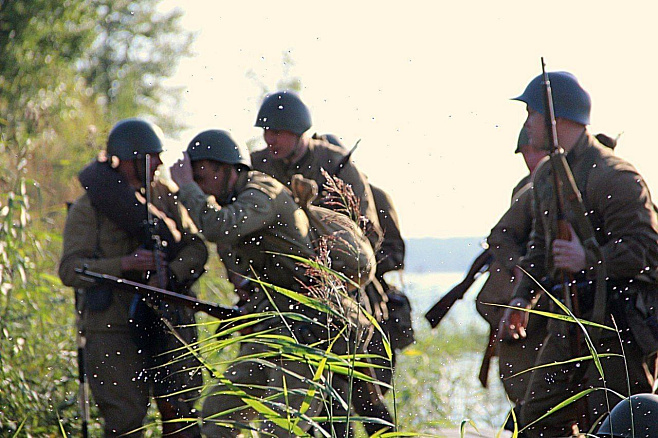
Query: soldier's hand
170,152,194,187
552,224,586,273
120,248,157,272
498,297,530,341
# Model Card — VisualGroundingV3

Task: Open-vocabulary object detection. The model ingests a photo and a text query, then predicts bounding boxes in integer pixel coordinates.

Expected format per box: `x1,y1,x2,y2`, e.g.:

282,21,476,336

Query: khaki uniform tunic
371,184,405,278
59,181,207,437
176,171,331,437
477,173,548,404
177,170,315,294
251,137,382,245
513,131,658,436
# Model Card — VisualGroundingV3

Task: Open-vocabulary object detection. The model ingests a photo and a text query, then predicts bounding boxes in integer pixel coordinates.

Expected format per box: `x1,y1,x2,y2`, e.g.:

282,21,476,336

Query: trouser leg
201,346,266,438
498,312,548,405
202,343,324,437
153,311,203,438
86,331,149,438
520,327,653,437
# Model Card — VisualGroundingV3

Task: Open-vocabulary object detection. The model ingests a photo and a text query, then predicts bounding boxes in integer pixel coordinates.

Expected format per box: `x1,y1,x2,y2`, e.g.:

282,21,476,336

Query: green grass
390,319,510,435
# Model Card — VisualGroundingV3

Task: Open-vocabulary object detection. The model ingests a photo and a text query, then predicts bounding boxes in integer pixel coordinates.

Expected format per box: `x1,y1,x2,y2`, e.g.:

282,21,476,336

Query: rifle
76,268,241,321
541,56,611,430
144,153,169,290
74,289,90,437
424,249,492,328
541,58,582,355
333,140,360,177
478,329,497,388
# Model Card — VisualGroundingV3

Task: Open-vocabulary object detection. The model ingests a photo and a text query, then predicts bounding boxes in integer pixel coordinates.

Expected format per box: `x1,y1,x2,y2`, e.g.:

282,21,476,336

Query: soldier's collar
234,169,252,193
565,130,591,165
285,140,314,167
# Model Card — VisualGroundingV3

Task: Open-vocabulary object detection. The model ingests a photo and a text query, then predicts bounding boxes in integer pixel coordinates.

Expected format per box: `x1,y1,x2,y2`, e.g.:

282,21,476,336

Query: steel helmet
595,393,658,437
513,71,591,125
186,129,251,169
254,91,312,135
106,118,164,160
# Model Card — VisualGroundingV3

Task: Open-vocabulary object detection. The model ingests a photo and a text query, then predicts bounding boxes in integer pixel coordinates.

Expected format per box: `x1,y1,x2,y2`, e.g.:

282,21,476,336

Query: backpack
290,174,376,287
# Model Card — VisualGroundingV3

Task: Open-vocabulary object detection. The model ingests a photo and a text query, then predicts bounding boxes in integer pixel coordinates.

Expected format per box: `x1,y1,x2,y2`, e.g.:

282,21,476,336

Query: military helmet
254,91,312,135
187,129,251,169
513,71,591,125
322,133,344,148
107,118,164,160
595,393,658,437
514,127,529,154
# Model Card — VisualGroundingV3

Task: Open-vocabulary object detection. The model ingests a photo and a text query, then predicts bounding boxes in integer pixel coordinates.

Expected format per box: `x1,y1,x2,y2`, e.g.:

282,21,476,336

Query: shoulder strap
553,152,608,348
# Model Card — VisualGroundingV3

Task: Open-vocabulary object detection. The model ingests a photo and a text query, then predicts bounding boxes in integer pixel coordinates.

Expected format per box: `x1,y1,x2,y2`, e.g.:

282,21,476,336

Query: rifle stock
424,249,492,328
75,268,241,321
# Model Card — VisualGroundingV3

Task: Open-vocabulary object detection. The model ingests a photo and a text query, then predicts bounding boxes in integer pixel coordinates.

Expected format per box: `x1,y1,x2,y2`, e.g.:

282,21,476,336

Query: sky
159,1,658,239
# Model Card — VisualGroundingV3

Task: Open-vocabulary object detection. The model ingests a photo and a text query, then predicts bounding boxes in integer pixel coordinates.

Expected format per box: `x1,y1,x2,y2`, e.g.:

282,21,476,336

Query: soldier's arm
487,183,533,273
591,169,658,278
165,195,209,287
58,197,124,288
371,185,405,275
512,182,549,304
176,182,277,246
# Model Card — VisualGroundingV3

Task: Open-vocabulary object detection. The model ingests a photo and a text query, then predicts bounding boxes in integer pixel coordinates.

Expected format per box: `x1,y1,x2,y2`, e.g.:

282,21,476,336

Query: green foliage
0,0,95,129
391,320,509,434
0,175,79,433
81,0,195,132
0,0,200,434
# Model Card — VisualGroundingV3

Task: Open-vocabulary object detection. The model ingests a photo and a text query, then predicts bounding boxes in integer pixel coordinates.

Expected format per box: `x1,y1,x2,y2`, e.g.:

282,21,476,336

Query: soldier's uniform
251,137,383,250
371,184,405,279
515,131,658,436
59,162,207,436
179,169,362,437
477,176,548,405
175,129,372,437
252,94,393,436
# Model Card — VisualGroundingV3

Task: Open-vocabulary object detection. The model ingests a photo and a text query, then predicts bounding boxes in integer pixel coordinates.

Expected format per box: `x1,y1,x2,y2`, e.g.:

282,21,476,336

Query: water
405,270,490,332
393,271,513,432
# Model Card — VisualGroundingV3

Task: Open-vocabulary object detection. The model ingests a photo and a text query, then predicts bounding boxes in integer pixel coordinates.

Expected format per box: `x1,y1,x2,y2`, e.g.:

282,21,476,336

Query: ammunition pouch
84,285,113,312
620,282,658,357
385,289,415,351
128,294,168,356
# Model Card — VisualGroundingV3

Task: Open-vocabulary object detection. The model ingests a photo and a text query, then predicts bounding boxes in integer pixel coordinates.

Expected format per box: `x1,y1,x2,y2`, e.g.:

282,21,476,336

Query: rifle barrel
75,268,241,321
541,58,583,357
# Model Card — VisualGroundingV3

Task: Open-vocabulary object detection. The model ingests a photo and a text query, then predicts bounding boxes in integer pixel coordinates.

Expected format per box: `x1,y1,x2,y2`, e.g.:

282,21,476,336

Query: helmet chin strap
130,157,147,190
217,165,238,205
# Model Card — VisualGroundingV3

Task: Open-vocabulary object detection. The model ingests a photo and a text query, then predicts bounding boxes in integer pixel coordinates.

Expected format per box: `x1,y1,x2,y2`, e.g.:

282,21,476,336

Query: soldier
251,91,383,251
499,71,658,436
170,129,368,437
251,94,394,435
59,118,208,437
476,127,548,407
319,133,414,356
